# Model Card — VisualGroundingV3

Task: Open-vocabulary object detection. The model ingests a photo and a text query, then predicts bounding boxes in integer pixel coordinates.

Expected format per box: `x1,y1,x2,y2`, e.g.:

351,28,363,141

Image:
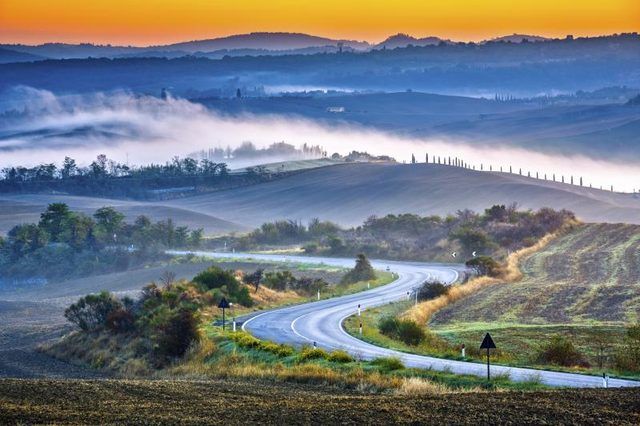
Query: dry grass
403,224,573,325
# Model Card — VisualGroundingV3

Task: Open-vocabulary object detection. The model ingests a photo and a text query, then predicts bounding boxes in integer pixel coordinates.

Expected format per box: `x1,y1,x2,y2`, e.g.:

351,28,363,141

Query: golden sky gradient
1,0,638,45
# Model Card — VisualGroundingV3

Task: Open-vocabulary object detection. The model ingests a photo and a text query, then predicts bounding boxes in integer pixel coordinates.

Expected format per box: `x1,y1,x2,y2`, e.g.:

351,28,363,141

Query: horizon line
2,30,638,48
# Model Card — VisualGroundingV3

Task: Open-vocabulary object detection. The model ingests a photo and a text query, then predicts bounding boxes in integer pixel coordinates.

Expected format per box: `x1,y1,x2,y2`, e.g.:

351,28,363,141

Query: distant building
326,106,345,113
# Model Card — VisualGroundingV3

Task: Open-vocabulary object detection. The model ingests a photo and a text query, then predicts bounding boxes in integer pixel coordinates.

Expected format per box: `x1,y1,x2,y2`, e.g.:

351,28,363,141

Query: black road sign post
480,333,496,381
218,297,230,331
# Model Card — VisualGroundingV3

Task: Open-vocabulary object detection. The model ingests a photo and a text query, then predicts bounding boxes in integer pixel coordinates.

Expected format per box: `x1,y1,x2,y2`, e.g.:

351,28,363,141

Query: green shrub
417,281,448,301
465,256,502,277
371,356,404,371
378,316,400,338
535,335,590,368
193,266,239,292
378,317,426,346
64,291,122,331
150,307,200,366
261,341,295,357
230,333,294,357
341,254,376,284
397,320,427,346
298,346,329,362
328,350,355,363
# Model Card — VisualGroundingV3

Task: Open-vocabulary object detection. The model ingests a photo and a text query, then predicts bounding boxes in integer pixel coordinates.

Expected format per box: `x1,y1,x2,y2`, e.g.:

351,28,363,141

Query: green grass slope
433,223,640,326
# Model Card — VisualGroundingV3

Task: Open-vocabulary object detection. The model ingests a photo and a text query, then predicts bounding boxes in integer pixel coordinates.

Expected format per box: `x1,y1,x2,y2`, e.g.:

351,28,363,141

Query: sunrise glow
1,0,638,45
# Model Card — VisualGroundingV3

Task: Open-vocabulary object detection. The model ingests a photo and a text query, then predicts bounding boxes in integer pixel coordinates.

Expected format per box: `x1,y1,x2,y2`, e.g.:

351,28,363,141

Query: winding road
190,251,640,388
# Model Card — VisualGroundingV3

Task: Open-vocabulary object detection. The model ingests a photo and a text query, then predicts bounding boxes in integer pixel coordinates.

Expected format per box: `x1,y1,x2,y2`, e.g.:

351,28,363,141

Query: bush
397,320,427,346
465,256,502,277
328,350,355,363
378,317,426,346
193,266,253,307
263,270,296,291
371,356,404,371
378,316,399,338
536,335,590,368
298,346,329,362
303,242,319,254
341,254,376,284
150,307,200,366
64,291,122,331
105,308,136,333
417,281,448,301
193,266,239,292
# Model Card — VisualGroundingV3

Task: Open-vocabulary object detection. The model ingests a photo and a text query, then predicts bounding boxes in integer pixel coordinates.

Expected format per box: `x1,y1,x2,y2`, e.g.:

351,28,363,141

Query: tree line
0,203,203,281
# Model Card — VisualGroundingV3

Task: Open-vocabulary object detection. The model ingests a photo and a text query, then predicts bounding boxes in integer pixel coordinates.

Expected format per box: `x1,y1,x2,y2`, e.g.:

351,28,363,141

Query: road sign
472,251,477,257
218,298,230,331
480,333,496,381
480,333,496,349
451,251,457,258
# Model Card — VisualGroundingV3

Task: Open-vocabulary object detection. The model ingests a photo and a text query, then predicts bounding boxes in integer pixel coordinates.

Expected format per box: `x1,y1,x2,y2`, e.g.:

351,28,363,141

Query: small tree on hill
465,256,502,277
64,291,122,331
417,281,449,301
245,268,264,293
341,254,376,284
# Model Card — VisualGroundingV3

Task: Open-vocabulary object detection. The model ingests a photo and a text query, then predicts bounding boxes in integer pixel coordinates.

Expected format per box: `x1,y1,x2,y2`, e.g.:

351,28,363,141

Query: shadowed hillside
2,163,640,235
164,163,640,227
0,195,246,235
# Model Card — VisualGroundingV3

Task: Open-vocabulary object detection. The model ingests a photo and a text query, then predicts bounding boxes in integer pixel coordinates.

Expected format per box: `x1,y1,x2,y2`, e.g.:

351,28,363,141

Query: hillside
162,163,640,228
432,223,640,326
199,93,640,161
2,34,638,96
0,195,246,235
2,163,640,235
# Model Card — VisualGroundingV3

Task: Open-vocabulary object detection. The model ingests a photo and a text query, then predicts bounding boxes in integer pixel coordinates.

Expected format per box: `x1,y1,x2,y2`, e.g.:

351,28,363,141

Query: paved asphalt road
188,251,640,388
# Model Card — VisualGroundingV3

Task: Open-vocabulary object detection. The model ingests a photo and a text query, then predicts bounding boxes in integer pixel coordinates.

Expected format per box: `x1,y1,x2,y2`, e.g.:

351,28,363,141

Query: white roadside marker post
359,323,363,335
317,289,320,301
461,344,466,358
357,304,361,317
367,282,370,289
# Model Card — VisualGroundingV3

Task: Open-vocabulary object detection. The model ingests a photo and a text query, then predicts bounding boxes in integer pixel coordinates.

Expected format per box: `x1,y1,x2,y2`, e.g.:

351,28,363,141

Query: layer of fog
1,86,639,192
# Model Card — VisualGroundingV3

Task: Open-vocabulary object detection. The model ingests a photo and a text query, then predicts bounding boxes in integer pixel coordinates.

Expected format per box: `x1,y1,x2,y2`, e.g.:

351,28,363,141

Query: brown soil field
0,378,638,425
0,260,344,379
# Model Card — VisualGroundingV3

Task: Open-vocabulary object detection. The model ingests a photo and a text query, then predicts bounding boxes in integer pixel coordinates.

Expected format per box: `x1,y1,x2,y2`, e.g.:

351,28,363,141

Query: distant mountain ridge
0,32,635,62
160,32,370,52
489,34,551,43
375,33,448,49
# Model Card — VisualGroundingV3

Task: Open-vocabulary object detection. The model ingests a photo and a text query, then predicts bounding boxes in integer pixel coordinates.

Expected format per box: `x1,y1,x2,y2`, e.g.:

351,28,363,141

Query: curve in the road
188,251,639,388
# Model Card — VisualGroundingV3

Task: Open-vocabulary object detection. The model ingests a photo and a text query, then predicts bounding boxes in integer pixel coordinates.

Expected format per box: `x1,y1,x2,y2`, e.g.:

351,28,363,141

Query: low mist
1,86,639,192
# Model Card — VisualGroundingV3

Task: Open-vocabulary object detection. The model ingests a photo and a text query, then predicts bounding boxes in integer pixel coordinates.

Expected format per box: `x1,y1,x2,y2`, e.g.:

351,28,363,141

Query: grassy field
1,378,638,424
345,224,640,376
430,223,640,372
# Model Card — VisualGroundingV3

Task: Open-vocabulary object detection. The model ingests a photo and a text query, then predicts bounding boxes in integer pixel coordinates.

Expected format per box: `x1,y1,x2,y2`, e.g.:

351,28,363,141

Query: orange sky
1,0,638,46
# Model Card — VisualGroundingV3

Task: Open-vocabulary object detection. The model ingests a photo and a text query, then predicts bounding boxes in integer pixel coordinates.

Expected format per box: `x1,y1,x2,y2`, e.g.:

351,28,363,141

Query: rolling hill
0,195,247,235
162,162,640,228
2,162,640,235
